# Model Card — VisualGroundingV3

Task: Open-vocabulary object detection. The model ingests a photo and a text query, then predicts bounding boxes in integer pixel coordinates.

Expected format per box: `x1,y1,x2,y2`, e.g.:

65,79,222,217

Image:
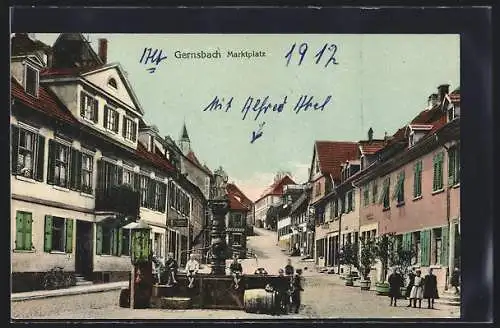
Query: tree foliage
359,237,377,280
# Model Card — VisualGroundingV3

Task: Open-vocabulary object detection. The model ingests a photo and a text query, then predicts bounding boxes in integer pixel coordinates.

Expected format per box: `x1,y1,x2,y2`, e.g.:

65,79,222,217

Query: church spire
179,122,191,154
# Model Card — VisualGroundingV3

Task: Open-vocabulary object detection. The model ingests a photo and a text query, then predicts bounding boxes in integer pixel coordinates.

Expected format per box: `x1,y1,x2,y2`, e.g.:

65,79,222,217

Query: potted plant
373,233,394,295
339,242,359,286
390,243,417,298
359,237,377,291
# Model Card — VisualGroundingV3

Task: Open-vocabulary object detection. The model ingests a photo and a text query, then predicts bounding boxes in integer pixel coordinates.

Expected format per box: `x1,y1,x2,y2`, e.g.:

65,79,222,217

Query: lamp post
209,166,230,275
125,220,152,309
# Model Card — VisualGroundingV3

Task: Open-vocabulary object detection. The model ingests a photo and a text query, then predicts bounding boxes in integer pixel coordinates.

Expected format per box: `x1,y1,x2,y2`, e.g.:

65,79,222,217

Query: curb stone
11,282,128,302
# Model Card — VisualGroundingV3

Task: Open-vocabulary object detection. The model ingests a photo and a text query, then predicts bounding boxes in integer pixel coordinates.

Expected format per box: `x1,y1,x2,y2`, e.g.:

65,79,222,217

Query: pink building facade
355,85,460,289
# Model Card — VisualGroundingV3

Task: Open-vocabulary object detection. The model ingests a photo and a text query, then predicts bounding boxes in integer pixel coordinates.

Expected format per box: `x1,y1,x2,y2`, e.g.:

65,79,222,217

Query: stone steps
157,297,192,309
435,290,460,306
75,275,93,287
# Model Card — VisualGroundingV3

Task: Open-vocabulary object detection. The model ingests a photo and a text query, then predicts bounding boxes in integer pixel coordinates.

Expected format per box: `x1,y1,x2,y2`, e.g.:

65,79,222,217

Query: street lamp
209,166,230,275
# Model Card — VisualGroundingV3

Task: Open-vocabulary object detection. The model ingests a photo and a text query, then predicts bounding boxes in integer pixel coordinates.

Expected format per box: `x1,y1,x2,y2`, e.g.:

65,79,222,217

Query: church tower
179,122,191,154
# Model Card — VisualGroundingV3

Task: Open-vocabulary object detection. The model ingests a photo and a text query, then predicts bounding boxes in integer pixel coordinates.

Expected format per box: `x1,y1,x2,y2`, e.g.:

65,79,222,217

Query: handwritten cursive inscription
250,122,266,144
241,96,288,121
202,96,234,112
139,47,168,73
293,95,332,114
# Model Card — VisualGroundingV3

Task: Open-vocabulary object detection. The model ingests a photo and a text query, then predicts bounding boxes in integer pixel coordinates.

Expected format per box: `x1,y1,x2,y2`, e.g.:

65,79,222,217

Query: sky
35,33,460,201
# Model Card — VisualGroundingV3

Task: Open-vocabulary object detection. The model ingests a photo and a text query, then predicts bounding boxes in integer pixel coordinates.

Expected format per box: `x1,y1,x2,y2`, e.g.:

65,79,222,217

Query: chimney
437,84,450,103
427,93,439,108
98,38,108,64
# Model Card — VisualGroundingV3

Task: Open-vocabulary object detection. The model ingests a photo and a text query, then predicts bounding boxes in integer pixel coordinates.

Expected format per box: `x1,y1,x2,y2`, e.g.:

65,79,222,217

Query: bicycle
42,266,66,290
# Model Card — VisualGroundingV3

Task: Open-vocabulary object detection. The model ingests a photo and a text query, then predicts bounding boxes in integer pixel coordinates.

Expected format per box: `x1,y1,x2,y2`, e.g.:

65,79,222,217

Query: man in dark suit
290,269,304,314
423,268,439,309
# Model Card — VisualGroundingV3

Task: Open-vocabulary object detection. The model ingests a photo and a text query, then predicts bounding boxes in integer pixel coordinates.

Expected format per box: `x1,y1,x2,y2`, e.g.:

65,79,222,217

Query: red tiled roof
228,192,250,211
226,183,252,208
11,78,77,125
315,141,359,180
257,175,296,201
40,66,104,78
186,151,212,175
135,142,175,173
359,140,385,155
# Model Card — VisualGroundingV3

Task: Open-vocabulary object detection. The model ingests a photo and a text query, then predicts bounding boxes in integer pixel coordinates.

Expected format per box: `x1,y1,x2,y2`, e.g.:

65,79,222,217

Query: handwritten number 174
285,43,338,67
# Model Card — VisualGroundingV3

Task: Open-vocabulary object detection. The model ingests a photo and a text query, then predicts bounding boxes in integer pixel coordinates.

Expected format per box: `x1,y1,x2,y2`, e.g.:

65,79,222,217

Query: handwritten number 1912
285,42,338,68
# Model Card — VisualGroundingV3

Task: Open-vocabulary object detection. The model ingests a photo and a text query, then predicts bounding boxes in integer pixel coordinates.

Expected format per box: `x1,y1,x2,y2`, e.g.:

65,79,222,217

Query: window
413,160,423,198
140,176,149,207
433,228,442,265
121,229,130,256
11,125,45,181
232,213,243,227
80,91,98,122
205,176,210,196
108,78,117,89
15,211,33,251
379,177,390,209
412,231,421,265
315,160,320,173
122,117,137,142
363,185,369,207
393,171,405,205
104,106,119,133
96,225,123,256
52,142,70,188
81,153,93,193
123,169,135,187
372,180,378,204
448,146,460,186
154,233,162,257
334,198,339,218
347,191,353,212
233,233,242,246
433,152,444,191
315,182,321,196
43,216,73,253
25,64,39,97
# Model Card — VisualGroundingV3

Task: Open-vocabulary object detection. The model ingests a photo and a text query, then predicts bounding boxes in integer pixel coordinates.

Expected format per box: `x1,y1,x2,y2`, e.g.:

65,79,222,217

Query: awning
95,214,135,228
122,219,151,230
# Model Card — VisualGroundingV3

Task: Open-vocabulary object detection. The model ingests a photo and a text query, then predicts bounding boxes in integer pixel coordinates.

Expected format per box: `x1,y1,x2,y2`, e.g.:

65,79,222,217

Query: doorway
75,220,93,278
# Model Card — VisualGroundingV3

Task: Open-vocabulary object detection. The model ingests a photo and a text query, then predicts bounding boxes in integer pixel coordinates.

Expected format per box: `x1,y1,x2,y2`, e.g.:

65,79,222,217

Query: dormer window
80,91,98,123
24,64,39,97
104,105,119,133
447,105,456,122
409,131,415,147
108,78,117,89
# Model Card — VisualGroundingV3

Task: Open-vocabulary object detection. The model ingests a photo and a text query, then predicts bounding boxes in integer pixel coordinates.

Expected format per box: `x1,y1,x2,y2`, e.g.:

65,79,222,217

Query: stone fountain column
209,198,229,275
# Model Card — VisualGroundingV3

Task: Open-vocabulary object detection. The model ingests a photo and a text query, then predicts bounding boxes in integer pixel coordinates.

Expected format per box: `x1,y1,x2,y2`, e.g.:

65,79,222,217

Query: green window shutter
352,190,355,210
112,228,118,256
432,155,438,191
35,135,45,182
413,163,418,197
118,228,123,256
417,161,422,196
25,213,33,250
421,230,430,266
15,212,25,250
378,181,386,204
441,226,449,266
96,224,103,255
11,125,20,174
448,149,455,186
122,116,127,138
44,215,53,252
438,152,444,189
65,219,74,253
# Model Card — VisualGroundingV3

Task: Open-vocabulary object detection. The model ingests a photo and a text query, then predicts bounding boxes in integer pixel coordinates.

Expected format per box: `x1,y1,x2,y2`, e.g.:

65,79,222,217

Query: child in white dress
409,269,424,308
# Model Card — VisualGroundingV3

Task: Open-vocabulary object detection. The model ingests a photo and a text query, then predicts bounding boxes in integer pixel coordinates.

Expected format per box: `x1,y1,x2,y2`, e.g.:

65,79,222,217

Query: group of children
387,267,441,309
270,259,304,315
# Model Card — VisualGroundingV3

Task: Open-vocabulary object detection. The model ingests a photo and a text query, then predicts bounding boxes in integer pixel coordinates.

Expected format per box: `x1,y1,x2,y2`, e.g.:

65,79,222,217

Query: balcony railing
95,184,140,218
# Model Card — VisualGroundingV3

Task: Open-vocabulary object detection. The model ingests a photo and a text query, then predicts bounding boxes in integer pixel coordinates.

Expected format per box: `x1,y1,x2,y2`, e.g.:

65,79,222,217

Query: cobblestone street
12,228,459,320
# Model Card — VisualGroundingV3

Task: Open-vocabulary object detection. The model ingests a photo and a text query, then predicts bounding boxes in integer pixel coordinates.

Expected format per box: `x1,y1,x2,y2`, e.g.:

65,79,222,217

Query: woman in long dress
409,269,424,308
